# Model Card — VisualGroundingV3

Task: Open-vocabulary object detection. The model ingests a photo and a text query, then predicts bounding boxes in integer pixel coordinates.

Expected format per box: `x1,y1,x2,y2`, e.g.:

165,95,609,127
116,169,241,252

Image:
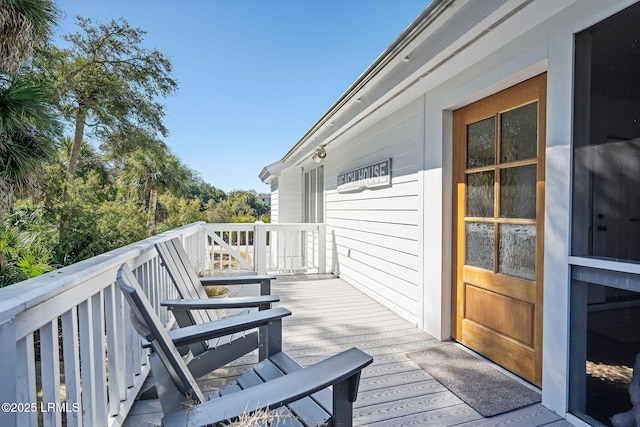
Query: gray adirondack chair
155,237,280,377
117,264,373,427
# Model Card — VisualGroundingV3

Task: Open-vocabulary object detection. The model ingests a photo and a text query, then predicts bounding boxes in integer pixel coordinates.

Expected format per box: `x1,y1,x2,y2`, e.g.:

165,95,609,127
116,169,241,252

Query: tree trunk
147,187,158,236
59,106,87,243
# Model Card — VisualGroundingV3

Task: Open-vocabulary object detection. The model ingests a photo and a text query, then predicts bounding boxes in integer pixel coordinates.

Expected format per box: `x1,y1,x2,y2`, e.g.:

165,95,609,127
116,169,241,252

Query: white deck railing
0,221,327,427
202,222,326,275
0,222,207,427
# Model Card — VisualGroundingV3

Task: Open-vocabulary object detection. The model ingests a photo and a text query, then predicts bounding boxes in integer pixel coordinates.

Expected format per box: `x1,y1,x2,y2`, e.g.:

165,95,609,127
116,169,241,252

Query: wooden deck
124,275,572,426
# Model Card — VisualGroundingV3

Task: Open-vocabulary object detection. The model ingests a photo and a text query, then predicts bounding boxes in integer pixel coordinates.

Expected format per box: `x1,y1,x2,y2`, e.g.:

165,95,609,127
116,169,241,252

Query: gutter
280,0,455,163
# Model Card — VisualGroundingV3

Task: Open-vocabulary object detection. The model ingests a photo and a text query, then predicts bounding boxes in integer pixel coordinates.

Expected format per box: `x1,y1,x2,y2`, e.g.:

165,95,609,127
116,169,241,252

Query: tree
0,0,60,74
188,173,226,207
0,200,54,286
36,16,177,240
0,69,61,212
154,194,205,234
228,189,269,218
120,145,192,235
205,190,269,223
0,0,61,213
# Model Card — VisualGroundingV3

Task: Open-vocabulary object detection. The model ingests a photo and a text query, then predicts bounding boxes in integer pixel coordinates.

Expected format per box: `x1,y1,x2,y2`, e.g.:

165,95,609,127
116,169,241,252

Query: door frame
451,73,547,385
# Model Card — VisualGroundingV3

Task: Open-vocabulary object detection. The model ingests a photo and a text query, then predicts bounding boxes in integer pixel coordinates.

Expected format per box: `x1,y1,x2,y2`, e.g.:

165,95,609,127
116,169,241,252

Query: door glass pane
466,171,494,217
499,224,536,280
467,117,495,168
500,164,537,219
500,102,538,163
465,222,494,270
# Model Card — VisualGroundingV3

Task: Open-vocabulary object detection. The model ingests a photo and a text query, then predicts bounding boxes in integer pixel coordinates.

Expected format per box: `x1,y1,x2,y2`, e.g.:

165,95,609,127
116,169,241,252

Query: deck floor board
123,275,567,426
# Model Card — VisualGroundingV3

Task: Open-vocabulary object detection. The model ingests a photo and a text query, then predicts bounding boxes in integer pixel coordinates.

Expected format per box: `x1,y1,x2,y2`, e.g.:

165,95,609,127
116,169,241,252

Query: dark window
570,269,640,425
572,2,640,263
570,3,640,425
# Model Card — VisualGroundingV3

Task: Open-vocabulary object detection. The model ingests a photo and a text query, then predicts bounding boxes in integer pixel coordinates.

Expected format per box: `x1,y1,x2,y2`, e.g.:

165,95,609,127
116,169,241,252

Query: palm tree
0,0,60,74
0,71,60,211
120,145,192,235
0,0,61,212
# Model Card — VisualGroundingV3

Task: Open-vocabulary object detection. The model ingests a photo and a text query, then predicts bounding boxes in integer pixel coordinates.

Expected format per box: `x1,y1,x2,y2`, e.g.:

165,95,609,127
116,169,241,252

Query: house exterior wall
323,98,425,326
269,182,279,223
263,0,640,422
273,167,303,224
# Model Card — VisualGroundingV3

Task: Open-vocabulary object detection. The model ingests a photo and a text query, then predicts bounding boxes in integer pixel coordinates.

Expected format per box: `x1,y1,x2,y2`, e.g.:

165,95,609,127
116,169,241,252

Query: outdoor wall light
312,147,327,163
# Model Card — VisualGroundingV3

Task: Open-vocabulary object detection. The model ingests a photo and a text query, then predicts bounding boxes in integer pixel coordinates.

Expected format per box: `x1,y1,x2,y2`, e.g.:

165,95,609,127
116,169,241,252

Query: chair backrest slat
116,264,207,404
155,238,216,324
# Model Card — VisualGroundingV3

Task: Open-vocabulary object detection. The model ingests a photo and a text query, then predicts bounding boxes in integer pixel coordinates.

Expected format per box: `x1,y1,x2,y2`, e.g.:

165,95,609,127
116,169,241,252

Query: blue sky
53,1,428,192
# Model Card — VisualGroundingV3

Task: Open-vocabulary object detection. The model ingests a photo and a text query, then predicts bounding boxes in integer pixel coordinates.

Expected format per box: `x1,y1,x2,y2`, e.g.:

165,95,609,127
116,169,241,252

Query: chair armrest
161,295,279,310
161,348,373,427
199,274,276,286
166,307,291,347
200,274,275,295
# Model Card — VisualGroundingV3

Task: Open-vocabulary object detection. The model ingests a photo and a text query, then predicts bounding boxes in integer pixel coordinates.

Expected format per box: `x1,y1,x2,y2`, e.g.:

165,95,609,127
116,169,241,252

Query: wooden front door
452,74,546,386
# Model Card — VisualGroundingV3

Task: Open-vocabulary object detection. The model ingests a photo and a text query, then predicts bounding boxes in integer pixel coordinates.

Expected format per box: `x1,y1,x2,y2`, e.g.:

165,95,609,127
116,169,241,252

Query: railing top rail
203,223,325,229
264,223,325,230
0,222,205,323
202,223,257,232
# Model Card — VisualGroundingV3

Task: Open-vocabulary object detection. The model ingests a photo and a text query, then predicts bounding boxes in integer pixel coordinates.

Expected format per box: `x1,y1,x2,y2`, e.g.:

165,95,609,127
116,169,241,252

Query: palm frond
0,0,60,74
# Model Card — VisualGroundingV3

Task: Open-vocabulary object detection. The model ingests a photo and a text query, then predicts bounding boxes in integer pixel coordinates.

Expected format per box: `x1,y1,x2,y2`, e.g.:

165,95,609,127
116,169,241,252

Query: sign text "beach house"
337,159,391,193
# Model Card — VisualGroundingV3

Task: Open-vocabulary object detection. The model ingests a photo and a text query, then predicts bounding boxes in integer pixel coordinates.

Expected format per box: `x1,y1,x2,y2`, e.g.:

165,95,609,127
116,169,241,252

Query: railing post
0,317,16,427
318,223,327,274
255,221,267,275
199,225,209,274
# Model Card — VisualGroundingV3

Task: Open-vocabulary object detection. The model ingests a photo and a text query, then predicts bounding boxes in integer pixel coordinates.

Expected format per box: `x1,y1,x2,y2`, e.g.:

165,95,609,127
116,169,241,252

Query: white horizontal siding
270,185,279,223
324,98,424,325
277,168,303,223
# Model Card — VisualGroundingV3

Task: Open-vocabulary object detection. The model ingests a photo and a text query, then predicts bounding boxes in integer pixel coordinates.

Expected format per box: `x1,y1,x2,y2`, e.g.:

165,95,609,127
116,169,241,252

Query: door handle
597,225,608,231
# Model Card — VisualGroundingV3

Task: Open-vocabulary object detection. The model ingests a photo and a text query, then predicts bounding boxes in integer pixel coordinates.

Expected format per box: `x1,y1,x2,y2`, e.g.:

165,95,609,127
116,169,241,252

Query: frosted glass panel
501,102,537,163
500,164,537,219
466,171,494,217
499,224,536,280
465,222,494,270
467,117,495,168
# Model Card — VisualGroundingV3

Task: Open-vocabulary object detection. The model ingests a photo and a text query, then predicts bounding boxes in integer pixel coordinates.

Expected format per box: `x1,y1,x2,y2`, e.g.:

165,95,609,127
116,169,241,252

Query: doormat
406,344,541,417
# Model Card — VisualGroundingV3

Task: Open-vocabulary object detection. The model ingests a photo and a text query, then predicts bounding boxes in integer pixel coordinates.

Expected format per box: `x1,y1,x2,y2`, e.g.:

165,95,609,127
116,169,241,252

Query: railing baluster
104,283,122,417
0,318,17,427
132,268,144,371
16,333,37,426
61,307,82,427
287,230,293,270
78,298,96,426
112,282,127,404
91,291,108,425
156,258,167,325
319,224,327,274
40,319,62,427
126,312,138,384
123,288,136,388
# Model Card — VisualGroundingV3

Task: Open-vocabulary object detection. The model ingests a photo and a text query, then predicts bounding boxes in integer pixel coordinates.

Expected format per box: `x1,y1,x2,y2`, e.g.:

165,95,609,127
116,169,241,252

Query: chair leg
332,377,354,427
261,318,282,360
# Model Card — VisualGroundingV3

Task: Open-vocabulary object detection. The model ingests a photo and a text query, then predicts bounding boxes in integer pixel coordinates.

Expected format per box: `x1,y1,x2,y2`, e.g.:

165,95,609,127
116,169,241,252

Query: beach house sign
337,159,391,193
